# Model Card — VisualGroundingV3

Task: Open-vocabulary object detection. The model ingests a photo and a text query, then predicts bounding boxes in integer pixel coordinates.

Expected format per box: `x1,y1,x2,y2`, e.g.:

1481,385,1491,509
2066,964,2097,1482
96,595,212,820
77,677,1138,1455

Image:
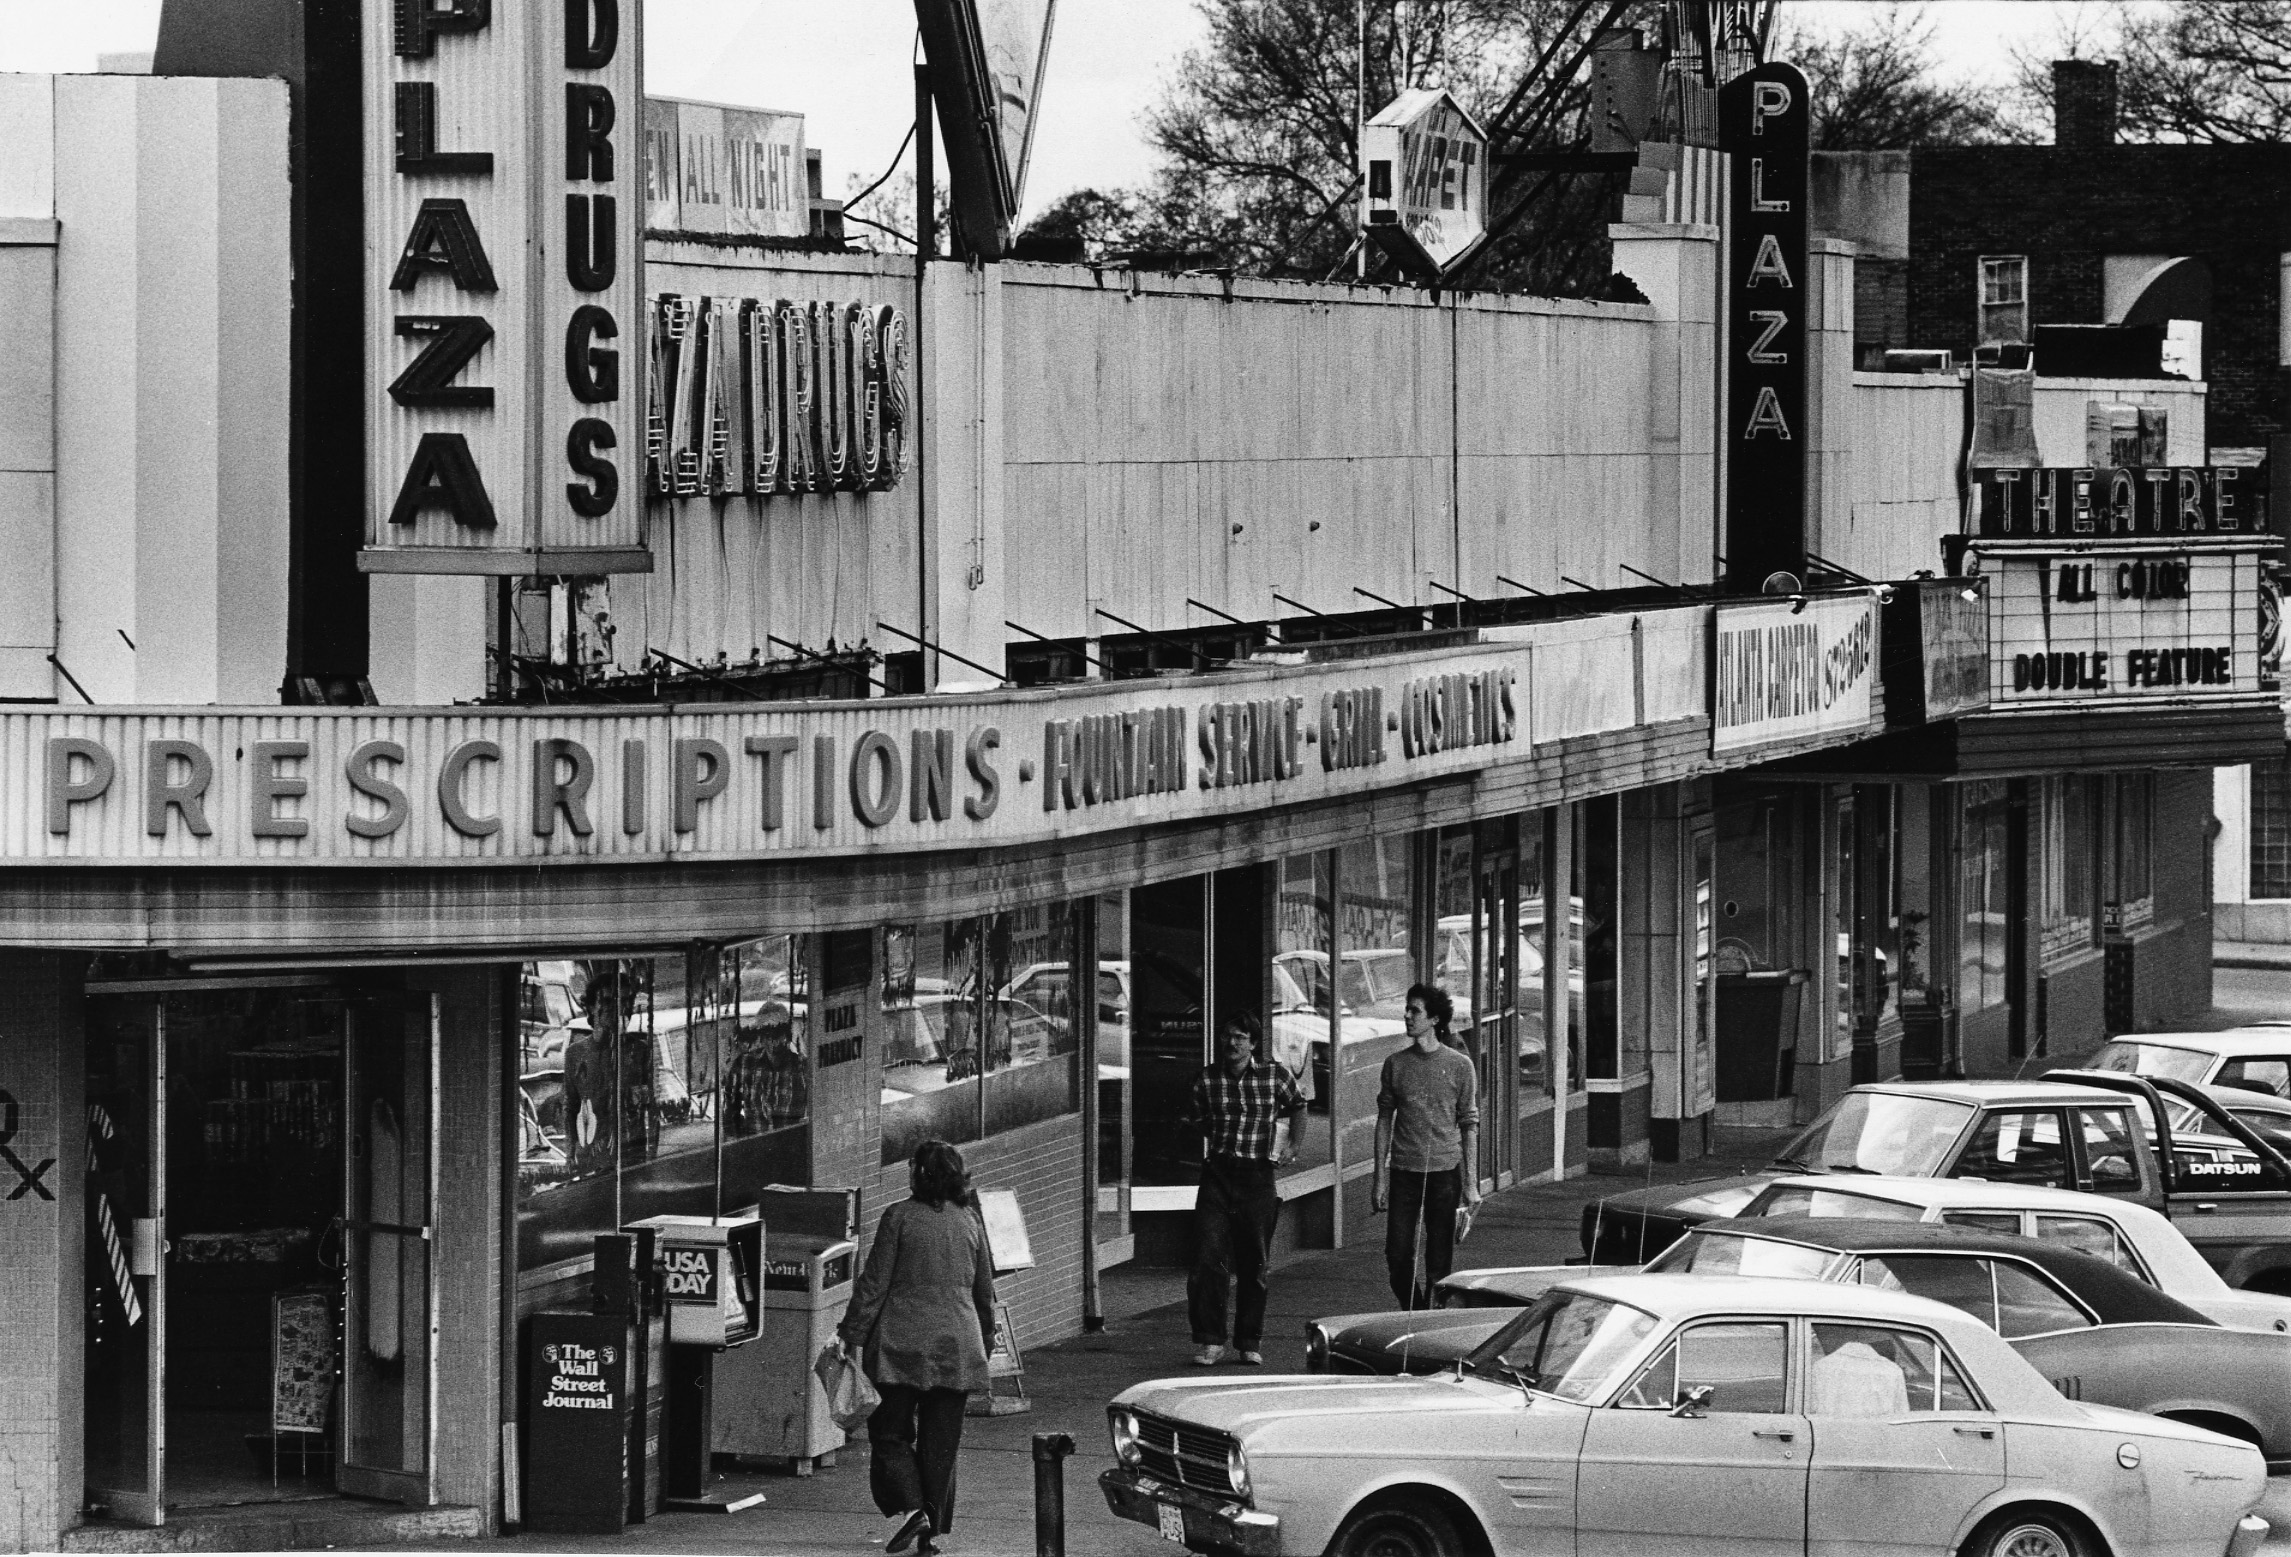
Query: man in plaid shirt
1183,1010,1304,1366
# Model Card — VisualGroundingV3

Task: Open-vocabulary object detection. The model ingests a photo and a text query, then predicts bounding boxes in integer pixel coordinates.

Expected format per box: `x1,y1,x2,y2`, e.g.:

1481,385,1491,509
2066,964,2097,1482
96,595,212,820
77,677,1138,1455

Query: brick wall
1905,145,2291,447
0,953,82,1554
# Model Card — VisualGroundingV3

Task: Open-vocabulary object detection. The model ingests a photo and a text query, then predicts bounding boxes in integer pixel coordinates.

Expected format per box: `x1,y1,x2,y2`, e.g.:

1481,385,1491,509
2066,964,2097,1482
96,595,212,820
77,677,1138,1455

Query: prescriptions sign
362,0,649,574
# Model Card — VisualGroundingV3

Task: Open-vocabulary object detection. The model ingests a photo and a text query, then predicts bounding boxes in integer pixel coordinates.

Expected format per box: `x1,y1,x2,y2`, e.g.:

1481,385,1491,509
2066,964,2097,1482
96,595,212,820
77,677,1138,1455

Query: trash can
716,1233,858,1473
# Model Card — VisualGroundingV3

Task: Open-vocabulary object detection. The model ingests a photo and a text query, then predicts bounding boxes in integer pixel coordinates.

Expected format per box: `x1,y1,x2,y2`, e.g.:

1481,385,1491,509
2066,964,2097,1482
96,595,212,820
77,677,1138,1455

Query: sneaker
1234,1349,1264,1366
887,1509,933,1555
1191,1343,1224,1366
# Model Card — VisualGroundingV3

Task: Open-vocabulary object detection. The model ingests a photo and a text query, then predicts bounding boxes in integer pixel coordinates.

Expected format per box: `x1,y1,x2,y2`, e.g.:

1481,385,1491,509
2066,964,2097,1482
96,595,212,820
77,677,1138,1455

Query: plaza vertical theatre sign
1718,60,1809,595
361,0,651,574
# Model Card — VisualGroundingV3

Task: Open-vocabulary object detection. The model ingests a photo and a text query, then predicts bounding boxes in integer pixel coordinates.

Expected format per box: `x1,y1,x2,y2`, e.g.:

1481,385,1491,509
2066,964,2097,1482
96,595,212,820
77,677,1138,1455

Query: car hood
1442,1264,1637,1304
1591,1171,1778,1219
1114,1373,1513,1437
1321,1308,1511,1369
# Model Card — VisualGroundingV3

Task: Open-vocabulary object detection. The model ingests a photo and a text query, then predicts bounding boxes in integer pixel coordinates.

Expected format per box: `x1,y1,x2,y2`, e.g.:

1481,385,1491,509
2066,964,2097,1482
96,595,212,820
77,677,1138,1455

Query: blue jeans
1189,1156,1279,1349
1386,1166,1463,1309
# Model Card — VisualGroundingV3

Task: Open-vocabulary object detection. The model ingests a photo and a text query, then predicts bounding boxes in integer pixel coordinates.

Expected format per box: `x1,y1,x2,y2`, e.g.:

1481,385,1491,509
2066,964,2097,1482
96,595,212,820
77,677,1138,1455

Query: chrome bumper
2228,1513,2269,1557
1100,1467,1282,1556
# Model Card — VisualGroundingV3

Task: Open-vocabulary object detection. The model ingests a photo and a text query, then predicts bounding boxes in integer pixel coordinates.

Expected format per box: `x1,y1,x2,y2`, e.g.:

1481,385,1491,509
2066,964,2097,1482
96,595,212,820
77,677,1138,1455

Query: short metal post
1032,1432,1076,1557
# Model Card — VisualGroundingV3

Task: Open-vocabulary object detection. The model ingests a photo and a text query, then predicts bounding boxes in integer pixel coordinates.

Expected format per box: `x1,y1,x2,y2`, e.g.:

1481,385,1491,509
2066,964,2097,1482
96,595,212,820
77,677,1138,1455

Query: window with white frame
1979,255,2029,344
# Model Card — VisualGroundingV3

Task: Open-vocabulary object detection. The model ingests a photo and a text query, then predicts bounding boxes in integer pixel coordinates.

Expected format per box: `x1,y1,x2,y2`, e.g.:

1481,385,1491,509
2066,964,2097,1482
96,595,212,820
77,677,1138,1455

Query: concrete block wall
0,953,82,1554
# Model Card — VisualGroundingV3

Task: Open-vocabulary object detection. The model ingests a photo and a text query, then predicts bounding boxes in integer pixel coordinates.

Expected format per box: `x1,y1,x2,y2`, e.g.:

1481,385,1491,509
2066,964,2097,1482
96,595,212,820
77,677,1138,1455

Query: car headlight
1305,1325,1329,1373
1110,1409,1141,1467
1226,1442,1252,1499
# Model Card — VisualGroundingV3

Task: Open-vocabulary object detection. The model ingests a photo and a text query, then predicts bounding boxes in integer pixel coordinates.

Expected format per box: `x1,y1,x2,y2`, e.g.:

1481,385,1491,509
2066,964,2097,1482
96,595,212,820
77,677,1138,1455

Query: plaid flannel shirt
1189,1061,1307,1163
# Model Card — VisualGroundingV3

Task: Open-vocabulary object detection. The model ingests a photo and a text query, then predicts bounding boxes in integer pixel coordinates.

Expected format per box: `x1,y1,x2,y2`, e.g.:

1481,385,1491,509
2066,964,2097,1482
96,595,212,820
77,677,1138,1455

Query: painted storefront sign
1711,591,1880,755
649,293,909,498
362,0,649,574
1972,544,2267,707
16,643,1524,866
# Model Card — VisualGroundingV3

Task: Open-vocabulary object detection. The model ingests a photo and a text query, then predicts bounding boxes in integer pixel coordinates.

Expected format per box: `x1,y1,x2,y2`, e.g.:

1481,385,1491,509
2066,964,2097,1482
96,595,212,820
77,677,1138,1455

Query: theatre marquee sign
12,645,1525,866
1969,542,2269,708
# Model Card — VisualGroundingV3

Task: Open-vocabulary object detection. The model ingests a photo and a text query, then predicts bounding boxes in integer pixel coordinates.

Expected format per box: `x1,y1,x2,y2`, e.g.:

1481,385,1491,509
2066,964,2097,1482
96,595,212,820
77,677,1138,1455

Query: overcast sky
0,0,2101,226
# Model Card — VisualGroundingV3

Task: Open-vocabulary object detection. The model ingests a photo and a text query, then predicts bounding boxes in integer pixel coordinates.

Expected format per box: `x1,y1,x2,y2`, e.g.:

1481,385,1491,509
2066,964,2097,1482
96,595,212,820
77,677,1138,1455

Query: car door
1805,1321,2006,1557
1577,1321,1808,1557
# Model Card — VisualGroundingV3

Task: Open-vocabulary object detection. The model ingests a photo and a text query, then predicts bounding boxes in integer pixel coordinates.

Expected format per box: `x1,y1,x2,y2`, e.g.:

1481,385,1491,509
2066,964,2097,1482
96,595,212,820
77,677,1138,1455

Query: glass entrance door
1473,831,1520,1189
84,999,166,1525
336,992,439,1505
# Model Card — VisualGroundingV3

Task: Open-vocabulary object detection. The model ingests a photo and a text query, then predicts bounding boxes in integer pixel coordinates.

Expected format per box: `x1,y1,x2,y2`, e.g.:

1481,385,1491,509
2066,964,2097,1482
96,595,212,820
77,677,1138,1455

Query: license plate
1156,1502,1186,1542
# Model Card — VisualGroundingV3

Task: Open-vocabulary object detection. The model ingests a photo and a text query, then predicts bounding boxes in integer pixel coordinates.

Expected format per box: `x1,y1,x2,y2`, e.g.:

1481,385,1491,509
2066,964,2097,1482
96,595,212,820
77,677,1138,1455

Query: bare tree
1781,5,2025,149
2011,0,2291,144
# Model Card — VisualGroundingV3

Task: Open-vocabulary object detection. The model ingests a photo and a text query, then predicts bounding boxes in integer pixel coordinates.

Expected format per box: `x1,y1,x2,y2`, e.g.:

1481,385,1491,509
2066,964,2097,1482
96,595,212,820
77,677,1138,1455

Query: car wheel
1964,1511,2087,1557
1325,1500,1465,1557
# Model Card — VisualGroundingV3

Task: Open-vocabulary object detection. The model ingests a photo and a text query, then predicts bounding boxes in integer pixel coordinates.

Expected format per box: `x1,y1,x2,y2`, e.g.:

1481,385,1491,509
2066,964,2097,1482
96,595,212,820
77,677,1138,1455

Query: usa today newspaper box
624,1214,763,1506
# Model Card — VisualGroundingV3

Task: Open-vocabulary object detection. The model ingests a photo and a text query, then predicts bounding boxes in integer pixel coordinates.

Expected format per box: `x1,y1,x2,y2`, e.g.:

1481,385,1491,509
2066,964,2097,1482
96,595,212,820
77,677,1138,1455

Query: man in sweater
1372,983,1481,1309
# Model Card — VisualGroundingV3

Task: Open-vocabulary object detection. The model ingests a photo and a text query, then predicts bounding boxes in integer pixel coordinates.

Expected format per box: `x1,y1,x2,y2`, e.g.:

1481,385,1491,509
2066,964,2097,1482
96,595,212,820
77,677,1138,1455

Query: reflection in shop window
2039,777,2097,962
1337,836,1418,1175
1958,783,2011,1014
1520,817,1554,1097
515,942,808,1282
2109,775,2155,931
1274,851,1336,1175
881,910,1081,1164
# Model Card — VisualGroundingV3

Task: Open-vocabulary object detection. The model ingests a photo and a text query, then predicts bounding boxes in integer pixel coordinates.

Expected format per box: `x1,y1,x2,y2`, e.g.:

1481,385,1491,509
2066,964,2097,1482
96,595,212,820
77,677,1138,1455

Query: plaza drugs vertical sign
363,0,650,574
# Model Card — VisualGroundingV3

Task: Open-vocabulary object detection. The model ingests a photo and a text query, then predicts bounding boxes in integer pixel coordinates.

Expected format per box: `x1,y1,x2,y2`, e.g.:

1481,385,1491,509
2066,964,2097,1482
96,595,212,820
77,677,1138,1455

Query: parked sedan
1309,1218,2291,1468
1731,1173,2291,1330
1108,1272,2268,1557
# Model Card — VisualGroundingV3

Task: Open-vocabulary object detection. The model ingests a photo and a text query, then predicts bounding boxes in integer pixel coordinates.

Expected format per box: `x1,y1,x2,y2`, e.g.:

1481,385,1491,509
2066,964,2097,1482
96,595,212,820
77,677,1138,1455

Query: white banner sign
1711,592,1881,755
1975,545,2266,707
16,644,1525,867
644,97,809,239
362,0,649,574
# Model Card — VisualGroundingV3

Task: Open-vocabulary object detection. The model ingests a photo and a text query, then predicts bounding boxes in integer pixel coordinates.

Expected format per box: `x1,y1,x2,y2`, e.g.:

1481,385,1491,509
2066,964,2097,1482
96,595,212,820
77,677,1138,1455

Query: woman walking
837,1139,998,1555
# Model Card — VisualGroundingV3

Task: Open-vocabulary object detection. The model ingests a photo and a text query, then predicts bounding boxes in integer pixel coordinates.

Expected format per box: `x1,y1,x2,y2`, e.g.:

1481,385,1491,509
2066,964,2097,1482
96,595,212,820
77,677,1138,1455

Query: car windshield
1744,1184,1926,1221
1467,1290,1659,1402
1777,1093,1974,1177
2086,1040,2212,1083
1645,1231,1837,1280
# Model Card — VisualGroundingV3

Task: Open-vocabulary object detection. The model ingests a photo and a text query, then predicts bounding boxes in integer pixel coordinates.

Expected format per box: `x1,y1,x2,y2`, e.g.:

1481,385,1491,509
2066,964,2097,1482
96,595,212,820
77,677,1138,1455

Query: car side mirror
1669,1385,1714,1418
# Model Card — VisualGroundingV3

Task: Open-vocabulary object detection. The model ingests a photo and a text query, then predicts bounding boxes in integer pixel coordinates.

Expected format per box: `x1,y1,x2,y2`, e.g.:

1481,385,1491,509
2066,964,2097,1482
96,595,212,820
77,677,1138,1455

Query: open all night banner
1719,61,1809,595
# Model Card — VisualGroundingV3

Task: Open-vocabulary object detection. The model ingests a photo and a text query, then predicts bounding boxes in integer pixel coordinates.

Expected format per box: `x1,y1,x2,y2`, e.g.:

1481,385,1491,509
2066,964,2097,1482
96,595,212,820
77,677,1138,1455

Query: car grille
1130,1412,1238,1496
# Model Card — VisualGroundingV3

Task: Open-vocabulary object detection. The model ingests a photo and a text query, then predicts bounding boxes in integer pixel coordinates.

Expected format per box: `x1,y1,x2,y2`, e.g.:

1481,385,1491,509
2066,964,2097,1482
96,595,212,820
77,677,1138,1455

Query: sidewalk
468,1135,1793,1557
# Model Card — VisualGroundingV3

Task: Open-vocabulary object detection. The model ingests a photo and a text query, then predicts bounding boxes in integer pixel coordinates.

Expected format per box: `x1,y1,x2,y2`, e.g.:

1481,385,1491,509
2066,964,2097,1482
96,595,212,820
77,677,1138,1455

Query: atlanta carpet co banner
1711,591,1881,756
8,643,1527,866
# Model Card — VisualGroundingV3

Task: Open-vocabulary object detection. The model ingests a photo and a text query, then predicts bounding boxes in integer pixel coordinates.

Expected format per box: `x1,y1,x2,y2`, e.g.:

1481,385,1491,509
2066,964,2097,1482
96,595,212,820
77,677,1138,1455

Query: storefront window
2253,758,2291,900
1274,852,1336,1174
1092,891,1131,1242
517,943,808,1289
1897,786,1934,1008
1520,817,1554,1098
2108,775,2155,930
1958,782,2012,1013
881,910,1081,1164
2038,777,2097,961
1337,834,1417,1172
1576,799,1617,1090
